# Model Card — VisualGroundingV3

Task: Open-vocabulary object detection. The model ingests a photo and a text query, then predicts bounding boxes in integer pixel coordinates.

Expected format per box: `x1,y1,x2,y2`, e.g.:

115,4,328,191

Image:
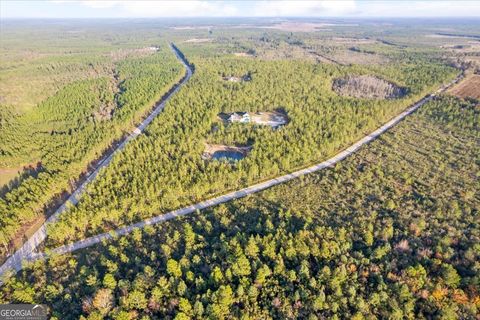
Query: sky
1,0,480,19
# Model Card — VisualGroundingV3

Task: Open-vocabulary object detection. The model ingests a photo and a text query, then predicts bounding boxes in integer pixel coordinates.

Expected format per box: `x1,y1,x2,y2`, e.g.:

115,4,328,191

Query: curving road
0,60,462,281
0,43,193,280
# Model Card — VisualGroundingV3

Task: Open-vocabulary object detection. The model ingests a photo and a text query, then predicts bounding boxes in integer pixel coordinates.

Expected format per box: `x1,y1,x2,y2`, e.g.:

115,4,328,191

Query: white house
228,112,251,123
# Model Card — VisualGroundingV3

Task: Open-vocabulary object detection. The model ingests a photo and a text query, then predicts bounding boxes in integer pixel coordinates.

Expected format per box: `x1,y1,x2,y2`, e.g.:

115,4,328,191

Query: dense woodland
43,39,457,248
1,96,478,319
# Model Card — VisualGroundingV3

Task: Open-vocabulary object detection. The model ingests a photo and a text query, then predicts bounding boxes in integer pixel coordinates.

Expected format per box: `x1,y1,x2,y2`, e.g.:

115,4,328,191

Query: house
224,76,241,82
227,112,250,123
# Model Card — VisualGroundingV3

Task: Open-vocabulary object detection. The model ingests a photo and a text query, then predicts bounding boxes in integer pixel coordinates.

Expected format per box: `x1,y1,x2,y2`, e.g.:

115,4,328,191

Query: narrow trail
0,43,193,280
0,55,462,281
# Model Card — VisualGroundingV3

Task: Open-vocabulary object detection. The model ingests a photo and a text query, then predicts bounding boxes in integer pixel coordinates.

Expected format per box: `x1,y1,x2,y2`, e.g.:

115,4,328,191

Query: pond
211,150,245,161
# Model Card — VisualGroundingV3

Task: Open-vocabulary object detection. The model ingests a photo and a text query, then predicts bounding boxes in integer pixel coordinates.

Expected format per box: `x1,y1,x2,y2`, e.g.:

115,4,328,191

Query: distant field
449,74,480,99
259,21,357,32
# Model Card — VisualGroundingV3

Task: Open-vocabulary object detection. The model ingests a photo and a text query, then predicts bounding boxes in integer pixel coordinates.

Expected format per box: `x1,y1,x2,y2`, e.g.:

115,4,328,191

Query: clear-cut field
333,75,407,99
449,74,480,100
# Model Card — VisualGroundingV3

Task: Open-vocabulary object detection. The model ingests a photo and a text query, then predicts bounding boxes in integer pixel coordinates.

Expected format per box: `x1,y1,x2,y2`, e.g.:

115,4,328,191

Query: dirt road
0,43,193,280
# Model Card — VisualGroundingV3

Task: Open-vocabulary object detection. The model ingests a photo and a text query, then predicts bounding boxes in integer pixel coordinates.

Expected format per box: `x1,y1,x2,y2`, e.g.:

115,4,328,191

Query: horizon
1,1,480,19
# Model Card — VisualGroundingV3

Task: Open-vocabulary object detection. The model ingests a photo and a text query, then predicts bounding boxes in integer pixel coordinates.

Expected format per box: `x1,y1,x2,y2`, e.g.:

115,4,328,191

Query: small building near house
222,74,252,82
227,112,251,123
